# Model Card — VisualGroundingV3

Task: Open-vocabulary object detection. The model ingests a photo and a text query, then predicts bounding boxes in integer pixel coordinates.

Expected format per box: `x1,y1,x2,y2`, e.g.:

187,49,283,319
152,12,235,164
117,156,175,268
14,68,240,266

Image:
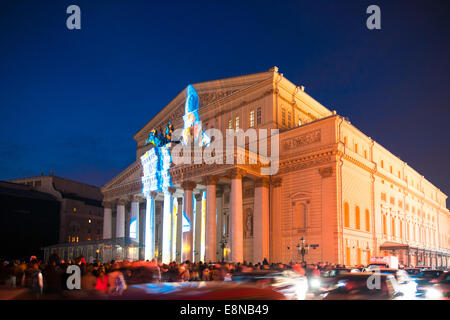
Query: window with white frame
249,110,255,127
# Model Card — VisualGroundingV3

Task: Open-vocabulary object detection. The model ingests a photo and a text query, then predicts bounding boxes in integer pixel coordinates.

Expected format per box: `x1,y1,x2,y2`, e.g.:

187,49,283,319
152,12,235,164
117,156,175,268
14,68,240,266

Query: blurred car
229,270,308,300
425,271,449,300
318,268,351,293
376,269,417,299
404,268,421,278
117,281,286,300
322,273,404,300
414,270,446,297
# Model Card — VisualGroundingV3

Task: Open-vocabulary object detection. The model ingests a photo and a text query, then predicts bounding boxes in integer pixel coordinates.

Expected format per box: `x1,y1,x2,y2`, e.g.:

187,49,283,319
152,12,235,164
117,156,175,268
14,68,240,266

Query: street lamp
296,237,309,264
219,237,228,262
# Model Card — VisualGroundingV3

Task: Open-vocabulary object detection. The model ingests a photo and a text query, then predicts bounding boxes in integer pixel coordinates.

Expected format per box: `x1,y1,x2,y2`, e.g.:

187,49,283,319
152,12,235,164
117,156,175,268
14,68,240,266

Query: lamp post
296,237,309,264
219,237,228,262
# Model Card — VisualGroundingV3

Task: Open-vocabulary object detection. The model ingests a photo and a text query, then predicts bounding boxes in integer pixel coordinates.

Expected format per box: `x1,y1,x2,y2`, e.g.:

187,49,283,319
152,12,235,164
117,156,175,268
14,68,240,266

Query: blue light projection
141,84,210,238
182,84,211,147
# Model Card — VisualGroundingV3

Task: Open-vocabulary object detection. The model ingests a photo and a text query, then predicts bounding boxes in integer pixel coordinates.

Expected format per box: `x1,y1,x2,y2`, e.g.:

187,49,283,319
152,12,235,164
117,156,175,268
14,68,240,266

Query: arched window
355,206,360,230
365,209,370,232
344,202,350,228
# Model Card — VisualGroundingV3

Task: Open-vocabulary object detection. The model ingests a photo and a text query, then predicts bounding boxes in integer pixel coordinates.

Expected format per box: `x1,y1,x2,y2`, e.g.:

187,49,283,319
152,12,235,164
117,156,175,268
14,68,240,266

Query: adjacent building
0,181,60,260
10,173,104,262
100,67,449,267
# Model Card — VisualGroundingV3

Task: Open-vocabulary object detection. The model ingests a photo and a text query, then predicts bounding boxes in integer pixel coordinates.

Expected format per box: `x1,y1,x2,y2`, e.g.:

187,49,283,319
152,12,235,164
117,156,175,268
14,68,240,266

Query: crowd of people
0,251,348,298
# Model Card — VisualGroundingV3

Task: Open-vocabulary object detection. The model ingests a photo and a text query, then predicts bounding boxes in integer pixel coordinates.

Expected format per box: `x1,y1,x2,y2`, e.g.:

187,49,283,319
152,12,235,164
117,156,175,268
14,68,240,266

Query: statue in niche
245,209,253,237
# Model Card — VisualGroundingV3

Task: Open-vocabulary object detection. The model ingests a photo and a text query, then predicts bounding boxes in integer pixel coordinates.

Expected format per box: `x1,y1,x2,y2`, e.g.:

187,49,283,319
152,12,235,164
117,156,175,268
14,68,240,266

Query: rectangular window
249,110,255,127
281,108,286,126
257,107,262,125
235,116,240,131
287,111,292,128
390,197,395,205
355,143,358,153
364,150,367,159
228,119,232,130
381,193,387,202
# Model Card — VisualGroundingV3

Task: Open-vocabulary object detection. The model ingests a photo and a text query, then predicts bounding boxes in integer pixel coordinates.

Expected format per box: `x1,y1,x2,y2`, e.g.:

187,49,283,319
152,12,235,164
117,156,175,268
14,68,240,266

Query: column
253,178,270,264
116,199,126,238
144,192,157,261
176,197,183,262
182,181,196,262
270,178,282,263
130,196,140,242
161,188,175,264
216,188,224,261
102,201,112,239
194,193,203,262
205,176,219,263
229,169,244,263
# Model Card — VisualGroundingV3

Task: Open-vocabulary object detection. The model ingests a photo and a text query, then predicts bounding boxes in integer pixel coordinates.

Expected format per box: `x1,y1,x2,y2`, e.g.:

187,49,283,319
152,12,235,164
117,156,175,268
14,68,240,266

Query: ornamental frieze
278,156,332,175
282,129,321,151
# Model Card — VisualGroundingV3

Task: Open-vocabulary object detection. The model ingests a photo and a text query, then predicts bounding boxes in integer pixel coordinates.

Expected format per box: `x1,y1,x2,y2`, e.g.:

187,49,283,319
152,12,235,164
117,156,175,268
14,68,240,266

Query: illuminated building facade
101,67,450,267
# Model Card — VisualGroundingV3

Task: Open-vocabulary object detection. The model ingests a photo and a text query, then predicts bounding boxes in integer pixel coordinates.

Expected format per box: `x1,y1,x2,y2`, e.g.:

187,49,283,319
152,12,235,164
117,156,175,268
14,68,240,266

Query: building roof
0,181,58,202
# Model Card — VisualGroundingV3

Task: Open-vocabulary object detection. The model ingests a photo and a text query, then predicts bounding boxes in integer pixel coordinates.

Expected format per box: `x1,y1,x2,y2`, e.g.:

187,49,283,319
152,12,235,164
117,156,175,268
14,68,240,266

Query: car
414,270,446,297
376,268,417,299
118,281,286,300
425,271,449,300
322,273,404,300
229,270,308,300
404,268,421,278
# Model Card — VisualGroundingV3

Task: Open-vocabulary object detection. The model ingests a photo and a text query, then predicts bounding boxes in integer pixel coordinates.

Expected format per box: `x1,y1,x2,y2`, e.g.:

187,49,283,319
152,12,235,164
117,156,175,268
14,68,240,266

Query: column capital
168,187,177,195
203,175,220,186
271,177,282,188
195,193,203,201
129,194,144,203
117,198,127,206
228,168,246,179
150,191,158,199
181,181,197,191
102,201,113,209
255,178,270,188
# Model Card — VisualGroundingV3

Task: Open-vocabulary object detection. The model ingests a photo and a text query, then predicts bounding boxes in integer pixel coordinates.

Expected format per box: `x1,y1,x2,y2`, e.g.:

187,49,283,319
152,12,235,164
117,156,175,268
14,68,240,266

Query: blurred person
94,268,108,293
107,264,127,295
81,265,97,291
202,266,210,281
43,260,63,294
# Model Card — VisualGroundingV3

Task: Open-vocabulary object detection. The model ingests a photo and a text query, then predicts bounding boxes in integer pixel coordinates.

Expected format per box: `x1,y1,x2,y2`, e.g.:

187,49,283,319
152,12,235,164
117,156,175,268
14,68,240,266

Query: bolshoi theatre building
58,67,449,268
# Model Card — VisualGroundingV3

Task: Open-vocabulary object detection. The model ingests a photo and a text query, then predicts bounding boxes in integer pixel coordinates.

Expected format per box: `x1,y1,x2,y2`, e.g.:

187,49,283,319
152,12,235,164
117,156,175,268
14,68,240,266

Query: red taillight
431,279,438,283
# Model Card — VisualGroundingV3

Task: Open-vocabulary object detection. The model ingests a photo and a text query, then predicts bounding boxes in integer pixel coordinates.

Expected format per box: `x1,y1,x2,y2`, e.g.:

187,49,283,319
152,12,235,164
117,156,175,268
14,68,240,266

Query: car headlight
426,287,443,299
310,278,321,288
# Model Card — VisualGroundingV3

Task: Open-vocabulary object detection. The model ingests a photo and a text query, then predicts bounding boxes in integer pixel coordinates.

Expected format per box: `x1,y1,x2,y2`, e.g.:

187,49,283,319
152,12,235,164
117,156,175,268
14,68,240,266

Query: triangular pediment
133,68,276,143
101,160,142,193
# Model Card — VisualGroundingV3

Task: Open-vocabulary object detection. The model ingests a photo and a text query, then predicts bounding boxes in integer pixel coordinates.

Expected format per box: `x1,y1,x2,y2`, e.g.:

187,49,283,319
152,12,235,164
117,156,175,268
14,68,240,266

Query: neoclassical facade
101,67,450,267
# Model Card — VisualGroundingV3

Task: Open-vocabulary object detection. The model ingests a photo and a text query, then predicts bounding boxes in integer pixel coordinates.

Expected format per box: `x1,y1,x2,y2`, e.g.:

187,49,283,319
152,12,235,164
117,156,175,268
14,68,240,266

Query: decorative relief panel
282,129,321,151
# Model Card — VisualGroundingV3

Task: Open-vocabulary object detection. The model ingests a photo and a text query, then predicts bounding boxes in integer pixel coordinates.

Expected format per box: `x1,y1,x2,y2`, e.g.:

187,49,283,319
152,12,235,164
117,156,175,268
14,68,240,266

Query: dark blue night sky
0,0,449,198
